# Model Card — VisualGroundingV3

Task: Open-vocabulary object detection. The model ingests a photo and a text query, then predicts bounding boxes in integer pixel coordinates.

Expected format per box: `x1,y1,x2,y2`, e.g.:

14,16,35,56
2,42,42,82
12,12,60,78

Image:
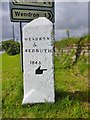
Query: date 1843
30,61,41,65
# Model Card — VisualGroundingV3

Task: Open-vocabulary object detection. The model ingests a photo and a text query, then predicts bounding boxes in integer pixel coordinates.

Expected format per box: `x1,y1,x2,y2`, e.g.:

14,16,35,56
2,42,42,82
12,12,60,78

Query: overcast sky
0,0,89,41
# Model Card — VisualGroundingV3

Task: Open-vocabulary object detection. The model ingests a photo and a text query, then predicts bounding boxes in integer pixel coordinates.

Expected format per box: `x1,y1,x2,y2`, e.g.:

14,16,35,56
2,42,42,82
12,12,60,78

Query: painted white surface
22,17,55,104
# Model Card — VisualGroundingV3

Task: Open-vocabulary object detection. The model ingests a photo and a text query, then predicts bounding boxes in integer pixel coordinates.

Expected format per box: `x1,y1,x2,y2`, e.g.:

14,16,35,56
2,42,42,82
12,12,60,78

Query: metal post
20,22,23,72
12,23,15,41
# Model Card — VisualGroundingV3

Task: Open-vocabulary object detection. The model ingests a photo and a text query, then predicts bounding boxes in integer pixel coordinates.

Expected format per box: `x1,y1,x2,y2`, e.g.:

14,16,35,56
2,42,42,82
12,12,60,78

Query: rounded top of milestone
23,17,52,29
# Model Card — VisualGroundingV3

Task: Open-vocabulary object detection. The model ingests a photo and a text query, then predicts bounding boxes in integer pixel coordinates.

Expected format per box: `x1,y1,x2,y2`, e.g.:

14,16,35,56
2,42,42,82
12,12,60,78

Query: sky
0,0,89,41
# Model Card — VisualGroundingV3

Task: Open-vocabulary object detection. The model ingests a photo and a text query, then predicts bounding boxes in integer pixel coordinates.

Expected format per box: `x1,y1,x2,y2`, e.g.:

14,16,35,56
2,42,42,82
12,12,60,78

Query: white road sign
12,0,53,7
11,9,53,21
10,0,54,22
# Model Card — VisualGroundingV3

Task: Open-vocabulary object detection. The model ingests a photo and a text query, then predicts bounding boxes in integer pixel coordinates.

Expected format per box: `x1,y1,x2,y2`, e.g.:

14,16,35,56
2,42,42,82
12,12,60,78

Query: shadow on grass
55,90,89,103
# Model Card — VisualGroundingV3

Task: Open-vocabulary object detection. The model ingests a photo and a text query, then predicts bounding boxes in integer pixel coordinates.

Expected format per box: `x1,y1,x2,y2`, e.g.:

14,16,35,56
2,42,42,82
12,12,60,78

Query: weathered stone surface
22,17,55,104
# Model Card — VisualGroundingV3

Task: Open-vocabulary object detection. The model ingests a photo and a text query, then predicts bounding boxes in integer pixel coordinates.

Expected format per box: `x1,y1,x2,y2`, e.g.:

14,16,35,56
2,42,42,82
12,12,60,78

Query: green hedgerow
2,40,20,55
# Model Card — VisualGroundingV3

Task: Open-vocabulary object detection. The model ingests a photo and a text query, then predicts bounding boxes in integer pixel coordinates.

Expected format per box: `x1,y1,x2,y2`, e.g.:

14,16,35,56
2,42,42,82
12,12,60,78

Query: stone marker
22,17,55,104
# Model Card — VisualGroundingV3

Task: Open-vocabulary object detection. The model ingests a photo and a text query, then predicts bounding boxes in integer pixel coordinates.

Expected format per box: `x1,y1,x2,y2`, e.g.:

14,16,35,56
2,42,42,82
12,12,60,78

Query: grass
55,35,90,50
1,52,89,118
0,52,2,118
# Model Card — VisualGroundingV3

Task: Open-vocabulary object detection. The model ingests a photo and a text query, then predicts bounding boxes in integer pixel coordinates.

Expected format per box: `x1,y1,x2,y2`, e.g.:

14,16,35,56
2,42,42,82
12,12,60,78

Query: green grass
1,52,89,118
0,53,2,118
55,34,90,50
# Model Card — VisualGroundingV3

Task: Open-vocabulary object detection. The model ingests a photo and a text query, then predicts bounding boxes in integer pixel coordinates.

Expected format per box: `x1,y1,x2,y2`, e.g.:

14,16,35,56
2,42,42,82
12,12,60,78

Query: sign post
10,0,54,72
11,1,53,7
9,0,55,104
20,22,23,72
10,0,54,23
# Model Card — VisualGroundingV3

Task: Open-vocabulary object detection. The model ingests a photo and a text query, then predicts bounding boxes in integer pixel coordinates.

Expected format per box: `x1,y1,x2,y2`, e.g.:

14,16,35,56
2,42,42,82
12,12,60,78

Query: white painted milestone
22,17,55,104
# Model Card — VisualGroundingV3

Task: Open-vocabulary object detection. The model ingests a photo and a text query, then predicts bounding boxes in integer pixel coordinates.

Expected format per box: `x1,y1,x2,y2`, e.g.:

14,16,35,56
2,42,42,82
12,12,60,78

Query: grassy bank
55,35,89,49
1,51,89,118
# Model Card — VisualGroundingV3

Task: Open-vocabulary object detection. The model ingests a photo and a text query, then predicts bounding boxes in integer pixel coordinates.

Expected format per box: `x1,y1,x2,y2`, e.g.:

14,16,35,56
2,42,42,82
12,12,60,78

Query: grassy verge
1,53,89,118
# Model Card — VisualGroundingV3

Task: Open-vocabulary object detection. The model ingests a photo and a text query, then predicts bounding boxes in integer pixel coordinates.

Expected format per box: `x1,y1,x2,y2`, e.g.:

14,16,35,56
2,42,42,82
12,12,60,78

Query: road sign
11,9,53,22
12,1,53,7
10,0,54,22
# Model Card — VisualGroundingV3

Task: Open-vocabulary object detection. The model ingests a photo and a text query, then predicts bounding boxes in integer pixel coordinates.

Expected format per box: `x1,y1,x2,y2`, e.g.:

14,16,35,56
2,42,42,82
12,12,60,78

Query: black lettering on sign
15,11,39,18
43,37,45,40
44,49,47,53
29,38,31,41
15,11,20,16
32,49,35,53
23,37,50,41
25,38,28,40
36,38,38,41
33,42,37,47
36,49,39,52
30,61,41,65
39,37,42,40
25,49,53,53
47,37,50,40
32,61,34,65
25,49,27,52
29,49,31,52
